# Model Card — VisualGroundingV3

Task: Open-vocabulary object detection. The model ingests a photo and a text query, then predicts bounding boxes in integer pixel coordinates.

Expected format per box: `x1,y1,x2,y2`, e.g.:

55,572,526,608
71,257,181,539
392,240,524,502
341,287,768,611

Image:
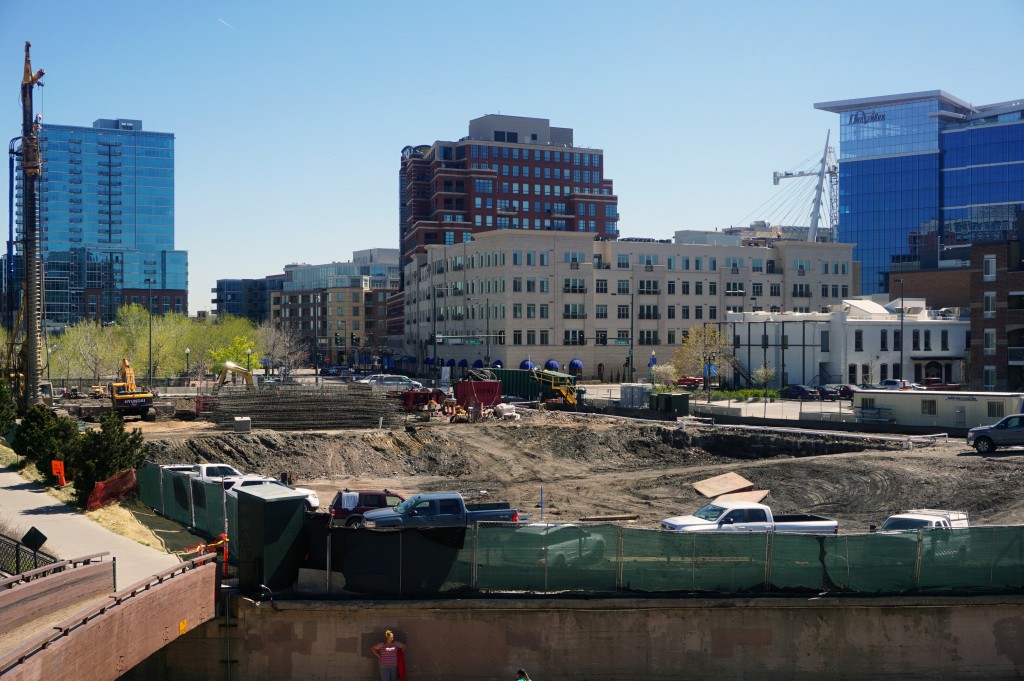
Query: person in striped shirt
371,629,405,681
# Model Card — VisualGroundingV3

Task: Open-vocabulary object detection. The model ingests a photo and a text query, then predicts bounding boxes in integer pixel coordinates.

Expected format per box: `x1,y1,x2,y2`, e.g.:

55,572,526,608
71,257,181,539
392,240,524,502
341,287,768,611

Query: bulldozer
108,358,155,420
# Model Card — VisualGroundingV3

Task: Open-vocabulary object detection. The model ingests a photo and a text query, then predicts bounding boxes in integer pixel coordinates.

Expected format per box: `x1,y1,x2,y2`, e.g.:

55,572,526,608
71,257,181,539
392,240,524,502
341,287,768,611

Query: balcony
562,313,588,320
563,286,587,294
562,339,588,346
637,289,661,296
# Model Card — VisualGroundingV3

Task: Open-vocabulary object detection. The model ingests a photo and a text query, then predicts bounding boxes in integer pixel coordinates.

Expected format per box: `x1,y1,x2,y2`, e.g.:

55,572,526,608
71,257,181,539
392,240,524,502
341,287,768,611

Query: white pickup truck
871,509,971,560
192,463,244,488
660,500,838,534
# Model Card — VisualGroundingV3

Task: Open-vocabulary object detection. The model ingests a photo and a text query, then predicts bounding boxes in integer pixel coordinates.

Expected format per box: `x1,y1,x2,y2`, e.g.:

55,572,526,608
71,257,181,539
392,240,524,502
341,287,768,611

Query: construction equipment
108,358,155,420
530,368,577,405
214,361,256,391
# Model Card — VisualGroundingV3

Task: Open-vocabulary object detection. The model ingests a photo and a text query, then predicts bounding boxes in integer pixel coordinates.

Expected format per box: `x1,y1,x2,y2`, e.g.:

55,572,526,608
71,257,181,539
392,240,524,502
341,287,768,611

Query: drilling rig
6,42,46,410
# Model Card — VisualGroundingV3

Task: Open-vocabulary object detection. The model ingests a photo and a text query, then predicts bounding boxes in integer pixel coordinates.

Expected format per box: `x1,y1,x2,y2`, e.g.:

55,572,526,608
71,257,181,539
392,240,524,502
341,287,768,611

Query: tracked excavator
108,358,155,420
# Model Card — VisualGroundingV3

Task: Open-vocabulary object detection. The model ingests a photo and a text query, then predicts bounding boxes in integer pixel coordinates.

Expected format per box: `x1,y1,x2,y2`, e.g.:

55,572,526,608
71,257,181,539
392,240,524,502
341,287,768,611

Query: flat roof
814,90,973,113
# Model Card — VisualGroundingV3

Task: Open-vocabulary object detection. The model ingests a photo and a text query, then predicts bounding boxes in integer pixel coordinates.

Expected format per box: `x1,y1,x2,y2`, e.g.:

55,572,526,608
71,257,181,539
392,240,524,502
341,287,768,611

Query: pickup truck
362,492,519,529
871,509,971,560
966,414,1024,453
660,501,838,534
329,489,406,527
192,463,245,488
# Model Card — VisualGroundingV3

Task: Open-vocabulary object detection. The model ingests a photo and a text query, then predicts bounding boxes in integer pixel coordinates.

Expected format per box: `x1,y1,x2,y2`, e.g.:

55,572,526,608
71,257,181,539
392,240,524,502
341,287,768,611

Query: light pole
702,350,717,403
246,347,252,373
649,350,655,385
314,292,321,385
895,278,905,384
146,278,153,388
484,297,491,368
185,347,190,387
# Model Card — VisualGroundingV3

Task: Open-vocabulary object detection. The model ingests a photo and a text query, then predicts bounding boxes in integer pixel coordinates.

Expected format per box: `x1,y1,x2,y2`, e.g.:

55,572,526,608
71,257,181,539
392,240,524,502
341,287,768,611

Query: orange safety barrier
183,533,230,577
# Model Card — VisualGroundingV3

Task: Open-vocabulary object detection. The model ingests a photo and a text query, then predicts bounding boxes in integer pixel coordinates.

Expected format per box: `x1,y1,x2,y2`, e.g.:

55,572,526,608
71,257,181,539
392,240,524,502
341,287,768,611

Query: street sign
614,339,629,346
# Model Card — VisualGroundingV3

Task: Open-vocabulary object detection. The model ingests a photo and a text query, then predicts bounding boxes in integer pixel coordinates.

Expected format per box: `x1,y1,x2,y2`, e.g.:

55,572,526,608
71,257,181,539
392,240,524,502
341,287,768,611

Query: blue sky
2,1,1022,312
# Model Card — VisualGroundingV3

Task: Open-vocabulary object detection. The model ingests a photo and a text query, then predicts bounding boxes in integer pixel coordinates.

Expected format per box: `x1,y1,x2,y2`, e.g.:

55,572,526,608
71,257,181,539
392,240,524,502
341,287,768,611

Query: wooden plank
714,490,770,503
692,472,754,498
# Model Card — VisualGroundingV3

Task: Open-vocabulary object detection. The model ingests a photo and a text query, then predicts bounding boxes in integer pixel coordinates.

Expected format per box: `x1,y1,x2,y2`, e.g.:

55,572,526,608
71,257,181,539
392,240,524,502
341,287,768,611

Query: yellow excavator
213,361,256,391
108,358,155,420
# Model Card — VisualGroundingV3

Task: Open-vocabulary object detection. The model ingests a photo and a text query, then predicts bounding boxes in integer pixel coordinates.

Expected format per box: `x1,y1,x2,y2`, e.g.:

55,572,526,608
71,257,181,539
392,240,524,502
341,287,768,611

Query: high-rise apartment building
815,91,1024,295
10,117,187,328
399,115,619,277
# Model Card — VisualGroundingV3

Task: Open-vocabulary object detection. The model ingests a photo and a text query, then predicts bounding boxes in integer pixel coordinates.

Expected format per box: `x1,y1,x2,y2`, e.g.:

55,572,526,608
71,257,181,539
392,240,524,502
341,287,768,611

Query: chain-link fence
0,532,59,576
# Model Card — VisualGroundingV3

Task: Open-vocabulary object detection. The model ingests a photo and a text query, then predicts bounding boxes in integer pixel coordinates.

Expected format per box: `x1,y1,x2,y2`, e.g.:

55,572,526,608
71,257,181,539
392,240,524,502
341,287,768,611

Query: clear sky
2,1,1022,312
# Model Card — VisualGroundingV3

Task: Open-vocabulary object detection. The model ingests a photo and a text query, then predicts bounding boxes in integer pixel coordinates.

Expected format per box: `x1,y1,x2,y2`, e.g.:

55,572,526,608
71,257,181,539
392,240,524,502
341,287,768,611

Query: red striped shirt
379,644,398,666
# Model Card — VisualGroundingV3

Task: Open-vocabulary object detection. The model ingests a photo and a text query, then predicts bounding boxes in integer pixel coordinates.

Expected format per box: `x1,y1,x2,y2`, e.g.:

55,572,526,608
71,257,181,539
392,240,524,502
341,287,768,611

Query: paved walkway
0,466,181,588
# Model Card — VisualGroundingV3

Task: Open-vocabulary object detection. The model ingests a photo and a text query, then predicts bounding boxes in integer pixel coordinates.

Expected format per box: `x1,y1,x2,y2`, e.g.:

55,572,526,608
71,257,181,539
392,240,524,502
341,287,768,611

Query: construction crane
772,131,839,243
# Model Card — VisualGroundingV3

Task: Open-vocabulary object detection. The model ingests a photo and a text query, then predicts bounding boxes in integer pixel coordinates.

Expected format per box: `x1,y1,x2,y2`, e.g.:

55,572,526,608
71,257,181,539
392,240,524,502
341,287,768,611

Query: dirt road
140,410,1024,532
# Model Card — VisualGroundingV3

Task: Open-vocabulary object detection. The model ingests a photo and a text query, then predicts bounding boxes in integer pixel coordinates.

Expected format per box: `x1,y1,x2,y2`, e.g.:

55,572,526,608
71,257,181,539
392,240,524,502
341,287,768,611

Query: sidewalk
0,466,181,587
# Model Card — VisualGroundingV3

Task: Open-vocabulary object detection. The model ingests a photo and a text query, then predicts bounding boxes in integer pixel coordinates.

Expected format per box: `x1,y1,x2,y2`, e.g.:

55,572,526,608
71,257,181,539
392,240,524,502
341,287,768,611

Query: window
984,292,996,318
751,282,763,297
912,329,921,351
595,304,608,319
983,255,997,282
667,281,676,294
512,304,522,319
617,305,630,319
988,400,1004,417
695,282,703,295
708,306,717,320
539,304,549,319
681,281,690,295
770,283,781,297
513,330,522,345
894,330,902,352
596,279,608,294
681,305,690,319
941,329,949,351
820,330,829,352
984,329,996,356
880,329,888,351
854,330,863,352
617,280,630,294
924,330,931,351
617,254,630,269
921,400,937,416
539,330,549,345
512,278,522,292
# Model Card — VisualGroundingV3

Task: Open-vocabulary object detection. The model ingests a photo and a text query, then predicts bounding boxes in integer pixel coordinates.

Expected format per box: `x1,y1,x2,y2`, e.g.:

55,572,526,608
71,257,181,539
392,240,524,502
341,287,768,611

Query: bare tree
257,320,306,375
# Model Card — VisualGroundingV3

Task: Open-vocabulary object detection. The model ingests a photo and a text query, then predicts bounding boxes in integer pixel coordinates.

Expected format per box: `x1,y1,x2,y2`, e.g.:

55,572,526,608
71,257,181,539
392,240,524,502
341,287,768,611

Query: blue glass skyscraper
13,117,187,327
816,91,1024,294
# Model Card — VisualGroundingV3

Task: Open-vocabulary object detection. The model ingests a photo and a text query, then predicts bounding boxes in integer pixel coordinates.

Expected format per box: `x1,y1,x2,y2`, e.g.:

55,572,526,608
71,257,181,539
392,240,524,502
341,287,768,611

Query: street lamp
185,347,190,387
895,278,905,384
146,278,154,388
649,350,656,385
702,350,717,403
246,347,252,373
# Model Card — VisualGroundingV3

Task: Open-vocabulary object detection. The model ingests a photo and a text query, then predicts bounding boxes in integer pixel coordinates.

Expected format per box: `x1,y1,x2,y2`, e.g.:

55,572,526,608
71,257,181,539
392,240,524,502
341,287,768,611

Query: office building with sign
815,91,1024,295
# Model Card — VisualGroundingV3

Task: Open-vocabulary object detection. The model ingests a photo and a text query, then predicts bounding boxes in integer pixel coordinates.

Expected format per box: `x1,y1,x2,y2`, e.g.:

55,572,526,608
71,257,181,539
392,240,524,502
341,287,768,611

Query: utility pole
19,42,45,408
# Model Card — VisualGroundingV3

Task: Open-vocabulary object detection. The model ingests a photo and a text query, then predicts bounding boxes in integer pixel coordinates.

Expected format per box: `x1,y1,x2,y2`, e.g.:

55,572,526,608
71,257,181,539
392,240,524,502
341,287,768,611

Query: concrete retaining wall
126,594,1024,680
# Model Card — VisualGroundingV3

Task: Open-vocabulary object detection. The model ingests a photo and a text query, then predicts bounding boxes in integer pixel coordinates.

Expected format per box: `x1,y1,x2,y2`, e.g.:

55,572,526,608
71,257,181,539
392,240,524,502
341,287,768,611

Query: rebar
208,384,402,430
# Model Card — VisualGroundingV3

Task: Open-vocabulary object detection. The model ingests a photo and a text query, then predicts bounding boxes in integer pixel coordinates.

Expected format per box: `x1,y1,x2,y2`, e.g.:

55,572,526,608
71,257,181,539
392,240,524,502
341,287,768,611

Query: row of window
468,145,601,166
853,328,954,352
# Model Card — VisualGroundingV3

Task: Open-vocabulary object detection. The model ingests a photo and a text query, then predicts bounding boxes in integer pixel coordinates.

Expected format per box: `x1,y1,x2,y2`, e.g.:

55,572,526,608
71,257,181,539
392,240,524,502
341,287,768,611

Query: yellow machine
108,358,155,419
214,361,256,390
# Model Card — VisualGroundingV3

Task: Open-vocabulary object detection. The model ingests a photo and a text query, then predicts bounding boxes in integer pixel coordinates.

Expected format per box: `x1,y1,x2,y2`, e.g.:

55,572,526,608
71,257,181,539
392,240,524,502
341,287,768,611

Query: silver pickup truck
661,501,838,534
362,492,519,529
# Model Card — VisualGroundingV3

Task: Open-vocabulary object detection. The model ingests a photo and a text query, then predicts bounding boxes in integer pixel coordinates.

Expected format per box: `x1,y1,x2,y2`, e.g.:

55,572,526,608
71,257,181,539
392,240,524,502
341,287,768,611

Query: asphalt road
0,466,181,586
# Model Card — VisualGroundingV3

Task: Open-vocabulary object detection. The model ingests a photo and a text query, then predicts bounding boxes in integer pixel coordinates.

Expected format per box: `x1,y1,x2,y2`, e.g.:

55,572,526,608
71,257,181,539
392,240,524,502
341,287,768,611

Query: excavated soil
140,409,1024,532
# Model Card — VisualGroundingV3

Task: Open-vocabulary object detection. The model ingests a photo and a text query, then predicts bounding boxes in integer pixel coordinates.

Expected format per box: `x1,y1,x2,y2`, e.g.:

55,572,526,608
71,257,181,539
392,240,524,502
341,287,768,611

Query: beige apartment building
403,231,857,381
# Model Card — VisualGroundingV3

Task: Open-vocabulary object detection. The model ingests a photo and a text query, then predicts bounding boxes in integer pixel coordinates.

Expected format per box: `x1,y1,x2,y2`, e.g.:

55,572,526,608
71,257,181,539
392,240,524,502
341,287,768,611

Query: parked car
777,384,820,400
227,476,320,510
362,492,518,529
857,382,879,390
329,489,406,528
675,376,704,390
367,375,423,390
501,523,606,568
826,384,857,400
356,374,387,384
660,501,838,534
966,413,1024,453
814,385,839,401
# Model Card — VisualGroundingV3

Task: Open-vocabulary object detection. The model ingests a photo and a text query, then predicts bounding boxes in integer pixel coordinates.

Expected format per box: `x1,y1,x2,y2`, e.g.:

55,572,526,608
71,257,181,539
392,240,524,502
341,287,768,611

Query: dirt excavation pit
142,411,1024,532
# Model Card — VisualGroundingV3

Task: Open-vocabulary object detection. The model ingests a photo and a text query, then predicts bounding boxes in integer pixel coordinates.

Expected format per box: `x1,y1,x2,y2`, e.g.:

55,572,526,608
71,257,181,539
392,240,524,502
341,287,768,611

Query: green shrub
12,405,82,480
67,410,149,507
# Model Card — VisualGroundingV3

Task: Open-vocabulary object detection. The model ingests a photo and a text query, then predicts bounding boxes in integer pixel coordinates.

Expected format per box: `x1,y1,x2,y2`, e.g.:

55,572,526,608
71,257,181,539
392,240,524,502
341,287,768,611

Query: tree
209,335,259,373
12,405,82,479
751,365,777,398
671,324,734,384
0,379,18,436
54,320,120,380
257,319,308,375
651,364,678,390
68,410,149,507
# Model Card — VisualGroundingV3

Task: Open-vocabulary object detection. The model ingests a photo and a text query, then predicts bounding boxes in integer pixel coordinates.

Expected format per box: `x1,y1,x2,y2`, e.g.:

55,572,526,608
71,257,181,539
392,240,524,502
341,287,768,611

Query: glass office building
12,117,187,327
816,91,1024,294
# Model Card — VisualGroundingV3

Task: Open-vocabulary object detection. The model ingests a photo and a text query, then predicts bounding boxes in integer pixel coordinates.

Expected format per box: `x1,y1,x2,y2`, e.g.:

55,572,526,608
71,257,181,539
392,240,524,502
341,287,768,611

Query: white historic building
724,297,969,388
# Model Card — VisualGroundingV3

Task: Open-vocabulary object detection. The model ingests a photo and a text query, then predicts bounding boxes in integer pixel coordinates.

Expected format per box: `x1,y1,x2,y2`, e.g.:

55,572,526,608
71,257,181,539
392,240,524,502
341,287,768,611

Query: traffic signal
334,333,341,345
351,333,359,347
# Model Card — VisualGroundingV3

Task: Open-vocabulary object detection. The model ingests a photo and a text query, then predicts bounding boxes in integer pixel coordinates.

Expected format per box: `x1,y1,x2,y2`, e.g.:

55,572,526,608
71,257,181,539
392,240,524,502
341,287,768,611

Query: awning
569,359,584,370
423,357,434,365
472,359,484,368
446,359,456,367
544,359,560,371
491,360,503,368
520,360,535,370
457,359,469,367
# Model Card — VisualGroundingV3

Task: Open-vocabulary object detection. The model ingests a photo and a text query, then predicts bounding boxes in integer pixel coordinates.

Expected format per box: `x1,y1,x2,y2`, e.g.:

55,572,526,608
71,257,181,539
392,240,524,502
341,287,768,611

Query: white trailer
853,390,1024,429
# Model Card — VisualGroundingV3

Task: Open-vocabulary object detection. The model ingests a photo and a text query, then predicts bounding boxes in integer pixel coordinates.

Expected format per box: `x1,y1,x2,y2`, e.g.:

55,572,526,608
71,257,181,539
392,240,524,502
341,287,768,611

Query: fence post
764,533,774,591
913,531,923,591
471,523,479,591
615,526,624,591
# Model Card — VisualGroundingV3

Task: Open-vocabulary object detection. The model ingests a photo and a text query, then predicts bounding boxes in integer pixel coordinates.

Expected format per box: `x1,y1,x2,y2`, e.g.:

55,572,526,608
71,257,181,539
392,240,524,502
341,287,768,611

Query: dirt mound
143,414,1024,531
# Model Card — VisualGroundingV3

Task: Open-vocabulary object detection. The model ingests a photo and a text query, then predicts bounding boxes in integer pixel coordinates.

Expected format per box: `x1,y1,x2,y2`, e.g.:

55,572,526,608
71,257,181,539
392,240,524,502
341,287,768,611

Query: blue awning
569,359,583,370
457,359,469,367
423,357,434,365
520,360,535,370
544,359,560,371
446,359,456,367
472,359,484,368
491,360,503,368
